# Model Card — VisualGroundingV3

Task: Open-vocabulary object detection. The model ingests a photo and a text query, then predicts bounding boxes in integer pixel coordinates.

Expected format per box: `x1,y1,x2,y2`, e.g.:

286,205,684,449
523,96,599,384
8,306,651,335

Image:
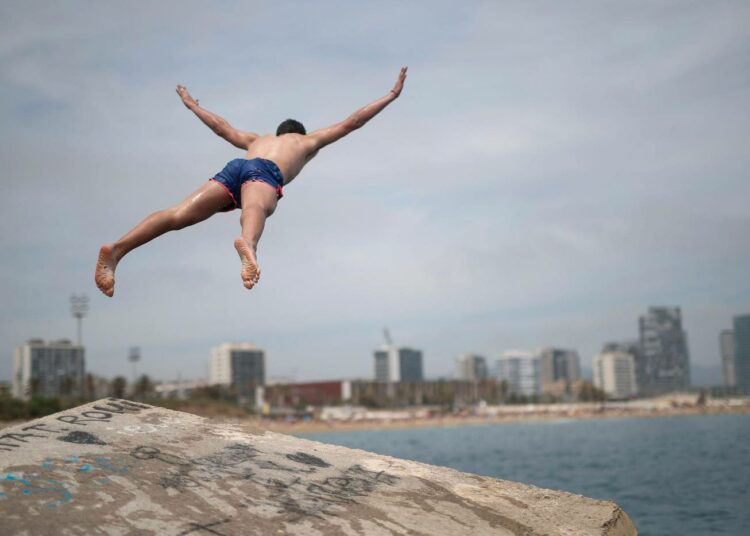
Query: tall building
496,350,540,397
12,339,85,400
209,343,265,396
455,354,488,381
638,307,691,395
374,346,423,382
539,348,580,392
602,340,643,394
720,330,736,387
593,352,637,399
734,314,750,393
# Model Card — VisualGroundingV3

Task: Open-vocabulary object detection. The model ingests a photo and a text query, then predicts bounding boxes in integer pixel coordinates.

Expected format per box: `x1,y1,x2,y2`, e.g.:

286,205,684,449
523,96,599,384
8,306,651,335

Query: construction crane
382,328,393,347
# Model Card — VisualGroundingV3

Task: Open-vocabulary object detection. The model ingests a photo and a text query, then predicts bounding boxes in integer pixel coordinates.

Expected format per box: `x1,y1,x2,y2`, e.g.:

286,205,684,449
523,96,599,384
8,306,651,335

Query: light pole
128,347,141,386
70,294,89,346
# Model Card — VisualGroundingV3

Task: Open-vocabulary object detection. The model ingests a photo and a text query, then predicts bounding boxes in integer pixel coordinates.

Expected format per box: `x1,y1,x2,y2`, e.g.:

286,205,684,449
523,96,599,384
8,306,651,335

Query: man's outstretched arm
307,67,407,151
176,85,258,150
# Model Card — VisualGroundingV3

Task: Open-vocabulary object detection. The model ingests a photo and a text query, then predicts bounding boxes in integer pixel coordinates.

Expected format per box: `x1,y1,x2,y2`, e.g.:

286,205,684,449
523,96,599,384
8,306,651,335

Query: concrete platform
0,399,637,535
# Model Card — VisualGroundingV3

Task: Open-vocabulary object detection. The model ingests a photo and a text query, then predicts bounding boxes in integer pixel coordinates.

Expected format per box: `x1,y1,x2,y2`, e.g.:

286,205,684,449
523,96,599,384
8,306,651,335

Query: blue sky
1,1,748,383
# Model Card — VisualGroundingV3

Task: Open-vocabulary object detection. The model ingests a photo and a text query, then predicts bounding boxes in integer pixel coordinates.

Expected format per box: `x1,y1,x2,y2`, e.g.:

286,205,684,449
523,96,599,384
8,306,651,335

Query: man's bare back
242,133,316,185
95,67,407,297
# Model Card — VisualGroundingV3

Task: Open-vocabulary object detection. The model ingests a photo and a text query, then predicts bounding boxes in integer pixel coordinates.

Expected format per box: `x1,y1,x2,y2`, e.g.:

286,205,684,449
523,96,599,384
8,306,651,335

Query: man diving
95,67,407,296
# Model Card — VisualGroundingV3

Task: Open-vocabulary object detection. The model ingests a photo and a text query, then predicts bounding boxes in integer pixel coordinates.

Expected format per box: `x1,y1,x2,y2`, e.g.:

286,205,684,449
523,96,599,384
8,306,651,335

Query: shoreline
3,401,747,436
250,403,750,436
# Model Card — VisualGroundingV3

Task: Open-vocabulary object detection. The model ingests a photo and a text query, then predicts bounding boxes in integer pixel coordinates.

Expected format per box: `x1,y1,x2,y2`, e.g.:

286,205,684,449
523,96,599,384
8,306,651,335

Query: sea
301,413,750,536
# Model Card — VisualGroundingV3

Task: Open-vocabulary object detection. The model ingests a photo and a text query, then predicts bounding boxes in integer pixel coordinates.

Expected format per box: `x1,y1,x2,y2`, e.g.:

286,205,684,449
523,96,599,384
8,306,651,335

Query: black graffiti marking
58,431,107,445
252,458,316,474
193,443,260,468
56,414,110,426
126,443,400,520
177,518,230,536
92,401,145,414
106,398,151,409
80,411,113,420
0,400,148,450
160,473,202,489
54,400,149,427
286,452,331,468
22,423,66,434
0,432,46,446
131,446,192,466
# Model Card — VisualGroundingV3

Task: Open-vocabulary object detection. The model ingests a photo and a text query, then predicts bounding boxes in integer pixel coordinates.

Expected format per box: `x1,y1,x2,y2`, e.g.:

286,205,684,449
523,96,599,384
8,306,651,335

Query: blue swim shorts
209,157,285,211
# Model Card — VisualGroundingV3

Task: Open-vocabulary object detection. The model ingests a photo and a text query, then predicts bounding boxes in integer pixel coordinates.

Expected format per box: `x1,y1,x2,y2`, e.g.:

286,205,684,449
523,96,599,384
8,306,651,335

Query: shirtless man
95,67,407,296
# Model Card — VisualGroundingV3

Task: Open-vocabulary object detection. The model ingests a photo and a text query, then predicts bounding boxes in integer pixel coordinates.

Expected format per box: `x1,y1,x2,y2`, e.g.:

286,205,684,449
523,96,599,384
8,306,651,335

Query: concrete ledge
0,399,637,535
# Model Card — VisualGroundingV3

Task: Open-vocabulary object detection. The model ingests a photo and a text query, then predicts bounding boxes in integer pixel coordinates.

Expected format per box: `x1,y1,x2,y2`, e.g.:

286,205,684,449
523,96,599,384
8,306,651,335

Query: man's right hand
176,85,199,109
389,66,408,98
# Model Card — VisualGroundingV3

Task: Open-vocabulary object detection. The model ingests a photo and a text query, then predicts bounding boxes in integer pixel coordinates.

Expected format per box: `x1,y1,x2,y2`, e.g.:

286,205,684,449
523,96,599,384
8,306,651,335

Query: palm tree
132,374,155,400
110,376,128,398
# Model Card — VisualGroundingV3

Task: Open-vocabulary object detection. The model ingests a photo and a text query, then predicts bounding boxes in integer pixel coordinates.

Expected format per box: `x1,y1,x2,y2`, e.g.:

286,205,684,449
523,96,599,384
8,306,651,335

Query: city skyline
2,305,746,385
1,2,749,383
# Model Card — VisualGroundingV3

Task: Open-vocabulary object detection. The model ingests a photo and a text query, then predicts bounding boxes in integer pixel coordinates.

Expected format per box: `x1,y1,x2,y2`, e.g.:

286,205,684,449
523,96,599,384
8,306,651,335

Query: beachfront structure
209,343,265,396
593,352,637,399
539,348,580,393
374,346,423,383
638,307,691,395
496,351,540,397
12,339,85,400
264,379,505,409
154,379,209,400
455,354,488,381
601,341,643,394
734,314,750,393
720,330,736,387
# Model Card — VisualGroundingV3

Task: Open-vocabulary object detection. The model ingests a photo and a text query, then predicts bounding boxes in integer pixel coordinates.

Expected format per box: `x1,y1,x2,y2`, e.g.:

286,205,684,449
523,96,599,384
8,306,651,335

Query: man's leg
234,181,278,290
95,181,232,297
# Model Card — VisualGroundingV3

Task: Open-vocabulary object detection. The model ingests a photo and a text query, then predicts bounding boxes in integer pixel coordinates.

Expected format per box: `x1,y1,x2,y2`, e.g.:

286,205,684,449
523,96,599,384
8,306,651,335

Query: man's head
276,119,306,136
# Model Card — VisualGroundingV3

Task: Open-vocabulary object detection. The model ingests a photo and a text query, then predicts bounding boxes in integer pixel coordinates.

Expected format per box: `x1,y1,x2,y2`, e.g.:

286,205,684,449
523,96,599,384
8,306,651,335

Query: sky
1,1,749,384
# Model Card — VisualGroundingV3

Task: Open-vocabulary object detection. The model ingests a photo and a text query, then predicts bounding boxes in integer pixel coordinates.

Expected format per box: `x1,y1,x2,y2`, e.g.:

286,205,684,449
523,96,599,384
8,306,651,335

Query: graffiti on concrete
1,473,73,507
0,399,149,452
1,454,131,507
129,442,400,520
285,451,331,468
58,431,107,445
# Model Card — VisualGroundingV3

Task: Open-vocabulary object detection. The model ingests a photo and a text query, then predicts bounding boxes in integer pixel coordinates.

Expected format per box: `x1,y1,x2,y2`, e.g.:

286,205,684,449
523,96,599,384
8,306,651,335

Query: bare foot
234,238,260,289
95,244,118,297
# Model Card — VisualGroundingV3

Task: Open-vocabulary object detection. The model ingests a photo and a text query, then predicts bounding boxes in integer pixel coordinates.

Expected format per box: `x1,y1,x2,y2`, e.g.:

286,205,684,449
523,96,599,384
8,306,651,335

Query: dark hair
276,118,306,136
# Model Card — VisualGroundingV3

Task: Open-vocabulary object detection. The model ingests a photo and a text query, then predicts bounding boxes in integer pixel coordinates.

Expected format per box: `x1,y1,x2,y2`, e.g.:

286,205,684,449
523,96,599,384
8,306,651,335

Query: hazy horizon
1,1,749,383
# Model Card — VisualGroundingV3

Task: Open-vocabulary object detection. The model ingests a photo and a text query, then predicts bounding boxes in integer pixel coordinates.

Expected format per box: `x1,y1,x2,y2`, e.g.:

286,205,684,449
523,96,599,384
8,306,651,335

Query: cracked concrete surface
0,399,637,535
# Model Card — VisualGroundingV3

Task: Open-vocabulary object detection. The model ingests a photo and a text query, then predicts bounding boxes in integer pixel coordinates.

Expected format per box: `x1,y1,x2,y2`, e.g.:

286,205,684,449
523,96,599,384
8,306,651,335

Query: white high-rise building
456,354,488,381
496,350,540,396
593,352,637,399
12,339,85,400
209,343,265,396
374,346,423,382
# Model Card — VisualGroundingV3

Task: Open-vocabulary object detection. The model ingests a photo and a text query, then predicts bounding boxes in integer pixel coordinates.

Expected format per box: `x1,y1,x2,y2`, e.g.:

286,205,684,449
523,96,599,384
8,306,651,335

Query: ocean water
301,413,750,536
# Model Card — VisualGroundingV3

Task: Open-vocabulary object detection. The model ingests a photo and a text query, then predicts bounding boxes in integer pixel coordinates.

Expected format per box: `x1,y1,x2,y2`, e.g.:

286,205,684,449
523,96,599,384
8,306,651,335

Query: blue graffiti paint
2,473,73,507
94,457,129,474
